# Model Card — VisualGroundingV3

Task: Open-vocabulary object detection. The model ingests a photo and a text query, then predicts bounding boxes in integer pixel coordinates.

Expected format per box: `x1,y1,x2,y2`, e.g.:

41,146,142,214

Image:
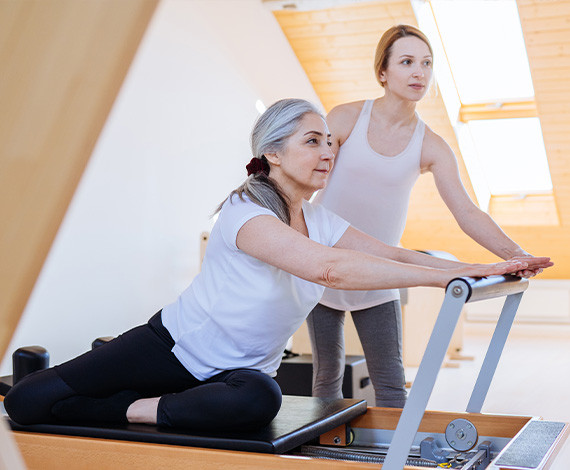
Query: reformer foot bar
3,275,569,470
381,274,565,470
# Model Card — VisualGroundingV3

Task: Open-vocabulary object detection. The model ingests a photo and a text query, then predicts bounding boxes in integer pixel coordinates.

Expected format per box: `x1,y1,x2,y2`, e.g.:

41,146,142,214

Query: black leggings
4,312,282,431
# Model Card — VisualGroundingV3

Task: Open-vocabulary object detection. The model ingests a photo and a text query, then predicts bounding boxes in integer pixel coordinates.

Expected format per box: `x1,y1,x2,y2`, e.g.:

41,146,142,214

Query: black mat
7,395,367,454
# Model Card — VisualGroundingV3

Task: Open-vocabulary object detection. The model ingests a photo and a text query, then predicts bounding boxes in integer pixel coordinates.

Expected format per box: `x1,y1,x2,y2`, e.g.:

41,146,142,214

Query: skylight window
414,0,554,204
467,118,552,195
430,0,534,103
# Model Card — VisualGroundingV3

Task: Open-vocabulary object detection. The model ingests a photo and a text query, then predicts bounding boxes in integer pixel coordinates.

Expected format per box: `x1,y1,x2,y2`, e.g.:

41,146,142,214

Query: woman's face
379,36,433,101
267,112,334,197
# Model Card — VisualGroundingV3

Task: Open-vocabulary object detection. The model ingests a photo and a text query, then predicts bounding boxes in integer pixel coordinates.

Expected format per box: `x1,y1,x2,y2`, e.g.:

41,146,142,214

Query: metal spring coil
300,446,438,467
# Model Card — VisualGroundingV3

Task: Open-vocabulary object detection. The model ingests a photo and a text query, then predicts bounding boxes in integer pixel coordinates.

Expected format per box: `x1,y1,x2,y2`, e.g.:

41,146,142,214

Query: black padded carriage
6,395,367,454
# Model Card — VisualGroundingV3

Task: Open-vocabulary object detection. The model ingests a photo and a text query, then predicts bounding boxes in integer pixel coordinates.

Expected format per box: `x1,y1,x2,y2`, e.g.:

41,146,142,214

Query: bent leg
158,369,282,431
5,312,198,425
352,300,407,407
306,303,346,399
4,368,139,425
4,368,75,425
53,313,195,398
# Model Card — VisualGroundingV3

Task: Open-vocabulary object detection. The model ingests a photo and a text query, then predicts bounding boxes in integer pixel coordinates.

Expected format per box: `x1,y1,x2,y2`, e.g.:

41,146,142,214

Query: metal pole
382,279,469,470
466,292,523,413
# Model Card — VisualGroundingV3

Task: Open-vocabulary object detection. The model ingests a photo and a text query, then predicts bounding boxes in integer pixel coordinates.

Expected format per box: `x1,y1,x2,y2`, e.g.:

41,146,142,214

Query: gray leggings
306,300,407,408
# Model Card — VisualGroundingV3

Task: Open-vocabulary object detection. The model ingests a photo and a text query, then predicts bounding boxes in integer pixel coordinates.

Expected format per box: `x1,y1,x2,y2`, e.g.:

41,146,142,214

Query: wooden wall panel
0,0,158,361
274,0,570,278
516,0,570,270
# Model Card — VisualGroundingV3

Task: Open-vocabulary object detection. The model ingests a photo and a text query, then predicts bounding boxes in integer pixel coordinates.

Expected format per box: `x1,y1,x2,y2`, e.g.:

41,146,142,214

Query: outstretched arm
421,129,546,277
236,215,535,291
335,225,552,273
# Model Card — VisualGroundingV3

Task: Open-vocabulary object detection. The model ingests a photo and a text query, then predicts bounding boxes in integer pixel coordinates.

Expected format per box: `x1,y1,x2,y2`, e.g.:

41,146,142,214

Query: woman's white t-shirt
161,195,350,380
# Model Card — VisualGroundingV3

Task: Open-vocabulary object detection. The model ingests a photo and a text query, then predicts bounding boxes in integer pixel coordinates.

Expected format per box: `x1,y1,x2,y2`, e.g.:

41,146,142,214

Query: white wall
1,0,321,375
465,279,570,323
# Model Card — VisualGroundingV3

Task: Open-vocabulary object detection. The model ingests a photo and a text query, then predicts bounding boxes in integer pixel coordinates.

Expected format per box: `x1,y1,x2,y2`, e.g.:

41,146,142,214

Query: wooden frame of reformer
10,407,569,470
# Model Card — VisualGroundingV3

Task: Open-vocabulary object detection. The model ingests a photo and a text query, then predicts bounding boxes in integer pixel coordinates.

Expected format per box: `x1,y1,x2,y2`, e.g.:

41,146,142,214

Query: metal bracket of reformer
382,275,529,470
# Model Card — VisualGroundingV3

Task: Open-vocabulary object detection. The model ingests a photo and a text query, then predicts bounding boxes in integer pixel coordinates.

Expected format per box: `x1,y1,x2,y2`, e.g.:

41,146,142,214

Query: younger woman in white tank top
308,25,548,407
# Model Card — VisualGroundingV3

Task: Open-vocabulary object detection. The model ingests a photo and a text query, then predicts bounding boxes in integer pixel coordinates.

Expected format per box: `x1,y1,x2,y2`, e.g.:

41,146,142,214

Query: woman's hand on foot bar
507,255,553,278
443,259,531,286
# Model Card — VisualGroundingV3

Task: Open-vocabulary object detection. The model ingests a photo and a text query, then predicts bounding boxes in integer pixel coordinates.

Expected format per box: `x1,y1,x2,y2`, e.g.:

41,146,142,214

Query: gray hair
216,98,323,224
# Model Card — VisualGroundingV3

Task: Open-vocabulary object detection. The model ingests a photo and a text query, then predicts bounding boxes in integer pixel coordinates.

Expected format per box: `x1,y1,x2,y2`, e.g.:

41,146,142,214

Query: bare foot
126,397,160,424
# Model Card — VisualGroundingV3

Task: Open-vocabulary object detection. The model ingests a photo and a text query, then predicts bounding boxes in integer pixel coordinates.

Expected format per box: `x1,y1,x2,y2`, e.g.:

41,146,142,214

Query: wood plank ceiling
272,0,570,279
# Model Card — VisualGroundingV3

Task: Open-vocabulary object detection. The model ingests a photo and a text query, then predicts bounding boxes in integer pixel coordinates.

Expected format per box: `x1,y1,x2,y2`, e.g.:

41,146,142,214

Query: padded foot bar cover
7,396,367,454
494,420,569,469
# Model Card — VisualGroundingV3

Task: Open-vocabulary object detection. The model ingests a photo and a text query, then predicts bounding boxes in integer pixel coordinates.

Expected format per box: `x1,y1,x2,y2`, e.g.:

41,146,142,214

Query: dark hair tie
246,157,270,176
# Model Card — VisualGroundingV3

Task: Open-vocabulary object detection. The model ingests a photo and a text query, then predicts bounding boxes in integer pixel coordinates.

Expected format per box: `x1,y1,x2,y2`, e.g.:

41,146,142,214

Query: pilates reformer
2,275,568,469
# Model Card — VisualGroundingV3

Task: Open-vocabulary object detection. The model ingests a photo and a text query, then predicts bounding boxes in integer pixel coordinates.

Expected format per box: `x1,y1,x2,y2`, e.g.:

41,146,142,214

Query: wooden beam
0,0,158,362
273,3,412,27
458,100,538,122
489,194,560,227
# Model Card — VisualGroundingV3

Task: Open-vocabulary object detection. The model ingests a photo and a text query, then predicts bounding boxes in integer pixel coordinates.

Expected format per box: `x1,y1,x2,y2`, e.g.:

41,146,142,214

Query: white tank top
315,99,425,311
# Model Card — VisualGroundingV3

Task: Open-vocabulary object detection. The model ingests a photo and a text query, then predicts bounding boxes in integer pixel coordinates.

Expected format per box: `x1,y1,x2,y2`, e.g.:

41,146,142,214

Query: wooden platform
8,400,569,470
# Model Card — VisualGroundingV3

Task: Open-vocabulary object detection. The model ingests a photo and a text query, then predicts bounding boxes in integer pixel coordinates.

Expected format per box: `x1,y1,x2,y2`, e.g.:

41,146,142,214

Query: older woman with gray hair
4,98,547,432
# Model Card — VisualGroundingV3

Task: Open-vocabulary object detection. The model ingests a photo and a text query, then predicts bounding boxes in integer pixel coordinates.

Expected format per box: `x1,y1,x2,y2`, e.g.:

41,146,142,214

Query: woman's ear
264,152,280,166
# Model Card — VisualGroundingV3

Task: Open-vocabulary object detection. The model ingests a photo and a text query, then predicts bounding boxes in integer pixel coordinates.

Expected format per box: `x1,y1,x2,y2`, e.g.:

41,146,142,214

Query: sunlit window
430,0,534,104
416,0,553,200
467,118,552,195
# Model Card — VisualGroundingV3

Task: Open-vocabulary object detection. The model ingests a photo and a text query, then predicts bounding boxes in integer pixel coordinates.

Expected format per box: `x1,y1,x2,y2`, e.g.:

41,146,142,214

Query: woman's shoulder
327,100,366,122
218,194,266,224
217,195,279,249
419,123,457,170
327,100,367,145
223,193,274,215
422,123,452,152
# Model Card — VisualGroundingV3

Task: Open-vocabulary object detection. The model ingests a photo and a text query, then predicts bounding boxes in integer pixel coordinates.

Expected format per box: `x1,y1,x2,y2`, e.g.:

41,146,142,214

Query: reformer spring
299,445,438,467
